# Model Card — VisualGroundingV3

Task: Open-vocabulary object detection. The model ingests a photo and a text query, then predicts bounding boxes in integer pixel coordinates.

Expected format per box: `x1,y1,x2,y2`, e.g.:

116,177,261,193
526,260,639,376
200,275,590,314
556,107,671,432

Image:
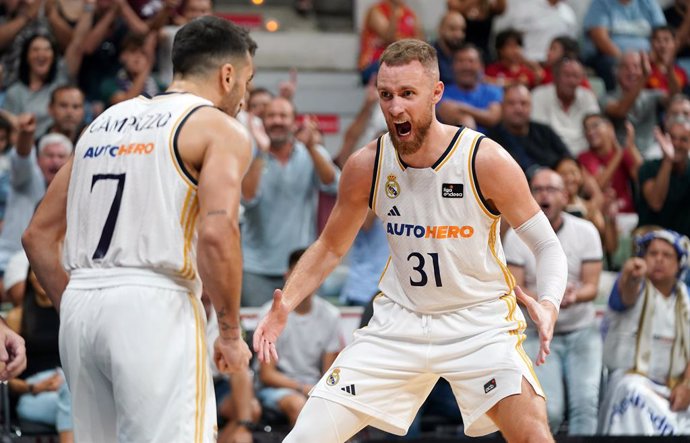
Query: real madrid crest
326,368,340,386
385,174,400,199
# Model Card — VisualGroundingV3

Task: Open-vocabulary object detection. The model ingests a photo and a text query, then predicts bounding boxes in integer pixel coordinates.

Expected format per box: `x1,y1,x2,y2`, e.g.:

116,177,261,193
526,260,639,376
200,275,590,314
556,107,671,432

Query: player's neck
166,79,219,105
398,121,454,168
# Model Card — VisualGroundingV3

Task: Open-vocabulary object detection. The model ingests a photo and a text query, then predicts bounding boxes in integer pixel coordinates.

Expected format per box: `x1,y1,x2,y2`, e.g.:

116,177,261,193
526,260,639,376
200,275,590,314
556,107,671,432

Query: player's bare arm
22,158,73,311
178,106,252,373
253,142,376,363
474,138,566,365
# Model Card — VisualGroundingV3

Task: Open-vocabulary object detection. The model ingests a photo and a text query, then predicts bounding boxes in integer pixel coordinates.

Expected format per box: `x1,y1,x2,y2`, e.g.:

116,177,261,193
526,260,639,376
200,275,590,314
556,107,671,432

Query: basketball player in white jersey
254,39,569,442
22,16,256,442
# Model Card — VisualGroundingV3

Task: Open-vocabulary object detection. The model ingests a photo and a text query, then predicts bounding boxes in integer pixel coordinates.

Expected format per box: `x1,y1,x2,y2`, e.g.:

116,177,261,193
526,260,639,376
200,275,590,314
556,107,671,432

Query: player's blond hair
379,39,439,80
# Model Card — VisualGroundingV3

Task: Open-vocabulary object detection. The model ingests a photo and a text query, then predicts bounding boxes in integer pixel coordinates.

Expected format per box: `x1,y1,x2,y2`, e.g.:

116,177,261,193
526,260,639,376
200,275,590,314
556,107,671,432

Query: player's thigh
486,377,553,443
311,296,439,435
59,289,118,442
105,287,216,443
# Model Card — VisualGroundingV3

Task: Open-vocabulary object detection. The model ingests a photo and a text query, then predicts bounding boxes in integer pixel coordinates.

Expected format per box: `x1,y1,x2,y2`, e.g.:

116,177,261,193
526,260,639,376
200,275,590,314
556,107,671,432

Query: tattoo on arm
217,307,241,339
207,210,228,217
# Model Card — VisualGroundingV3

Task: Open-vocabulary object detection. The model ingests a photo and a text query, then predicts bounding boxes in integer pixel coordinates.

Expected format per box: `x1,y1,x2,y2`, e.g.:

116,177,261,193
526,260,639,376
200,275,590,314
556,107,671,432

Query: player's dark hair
172,16,257,77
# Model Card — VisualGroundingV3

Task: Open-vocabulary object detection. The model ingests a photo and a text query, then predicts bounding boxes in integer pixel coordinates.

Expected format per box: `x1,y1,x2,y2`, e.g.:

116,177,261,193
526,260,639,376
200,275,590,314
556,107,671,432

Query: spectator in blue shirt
583,0,666,91
436,43,502,133
240,97,339,307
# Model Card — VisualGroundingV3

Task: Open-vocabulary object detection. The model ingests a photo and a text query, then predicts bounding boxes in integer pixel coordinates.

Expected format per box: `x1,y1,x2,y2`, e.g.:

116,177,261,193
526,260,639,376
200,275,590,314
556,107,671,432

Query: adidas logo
340,384,357,395
387,206,401,217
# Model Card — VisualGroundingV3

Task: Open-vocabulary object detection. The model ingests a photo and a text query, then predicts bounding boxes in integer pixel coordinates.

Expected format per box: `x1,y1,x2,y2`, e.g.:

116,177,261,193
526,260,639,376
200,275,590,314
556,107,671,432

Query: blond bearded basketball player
255,39,568,443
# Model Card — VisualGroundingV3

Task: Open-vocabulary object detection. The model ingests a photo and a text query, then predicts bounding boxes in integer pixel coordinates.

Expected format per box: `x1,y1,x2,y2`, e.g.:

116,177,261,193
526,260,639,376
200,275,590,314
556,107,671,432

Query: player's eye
380,91,391,99
402,90,414,97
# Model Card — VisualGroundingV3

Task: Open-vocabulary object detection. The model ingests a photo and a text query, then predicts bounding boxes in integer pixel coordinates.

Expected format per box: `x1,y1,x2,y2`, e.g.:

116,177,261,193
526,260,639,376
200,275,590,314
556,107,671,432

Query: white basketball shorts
59,270,216,443
309,293,543,437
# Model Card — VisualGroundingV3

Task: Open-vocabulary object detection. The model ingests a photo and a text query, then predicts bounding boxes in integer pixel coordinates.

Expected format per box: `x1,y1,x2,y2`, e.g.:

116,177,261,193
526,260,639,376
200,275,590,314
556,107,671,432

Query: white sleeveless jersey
64,93,214,293
370,127,515,314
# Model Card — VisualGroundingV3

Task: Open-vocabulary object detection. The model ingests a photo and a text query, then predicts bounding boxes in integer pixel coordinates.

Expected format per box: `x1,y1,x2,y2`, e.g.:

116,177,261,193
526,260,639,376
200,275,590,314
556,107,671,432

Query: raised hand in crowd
295,114,322,150
655,125,675,161
279,68,298,102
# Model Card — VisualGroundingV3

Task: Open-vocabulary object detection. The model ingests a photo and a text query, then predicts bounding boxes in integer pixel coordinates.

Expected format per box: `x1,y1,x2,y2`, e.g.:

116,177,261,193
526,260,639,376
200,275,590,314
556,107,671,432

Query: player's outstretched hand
253,289,289,363
0,324,26,380
214,337,251,375
515,285,558,367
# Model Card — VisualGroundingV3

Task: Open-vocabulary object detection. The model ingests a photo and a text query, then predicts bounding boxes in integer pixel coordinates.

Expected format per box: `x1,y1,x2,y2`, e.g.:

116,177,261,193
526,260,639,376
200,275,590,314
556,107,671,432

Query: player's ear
220,63,235,93
432,80,444,105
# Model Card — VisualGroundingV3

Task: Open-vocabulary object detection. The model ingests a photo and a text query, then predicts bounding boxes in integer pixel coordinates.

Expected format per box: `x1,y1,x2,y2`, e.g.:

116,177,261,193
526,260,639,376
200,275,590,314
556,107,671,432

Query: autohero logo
386,223,474,239
442,183,463,198
83,143,155,159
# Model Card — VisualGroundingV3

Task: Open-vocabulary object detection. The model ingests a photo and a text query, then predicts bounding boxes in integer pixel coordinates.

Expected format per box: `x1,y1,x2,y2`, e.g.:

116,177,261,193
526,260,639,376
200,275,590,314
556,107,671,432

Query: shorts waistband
67,268,197,293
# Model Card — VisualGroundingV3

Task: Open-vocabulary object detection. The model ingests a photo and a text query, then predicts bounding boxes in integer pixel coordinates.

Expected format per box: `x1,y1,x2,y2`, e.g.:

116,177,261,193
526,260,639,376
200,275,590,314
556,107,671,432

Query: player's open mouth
395,121,412,137
540,203,550,211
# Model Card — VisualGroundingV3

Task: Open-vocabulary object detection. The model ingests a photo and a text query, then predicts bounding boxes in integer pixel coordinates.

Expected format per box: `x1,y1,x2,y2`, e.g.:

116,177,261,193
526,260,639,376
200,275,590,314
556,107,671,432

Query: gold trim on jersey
370,140,386,213
394,148,406,171
378,256,392,284
433,127,467,172
188,293,206,443
467,134,498,220
168,105,200,189
499,293,542,393
179,188,199,279
488,218,516,291
516,331,544,394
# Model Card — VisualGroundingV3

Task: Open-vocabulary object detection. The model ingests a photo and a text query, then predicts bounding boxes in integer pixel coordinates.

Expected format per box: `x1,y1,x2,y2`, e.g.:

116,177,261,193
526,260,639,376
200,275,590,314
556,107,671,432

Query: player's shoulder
343,136,382,174
338,136,384,199
185,106,250,142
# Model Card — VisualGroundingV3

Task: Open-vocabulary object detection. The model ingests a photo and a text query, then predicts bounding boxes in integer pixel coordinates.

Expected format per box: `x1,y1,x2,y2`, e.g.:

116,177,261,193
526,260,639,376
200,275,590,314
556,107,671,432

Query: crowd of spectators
0,0,689,440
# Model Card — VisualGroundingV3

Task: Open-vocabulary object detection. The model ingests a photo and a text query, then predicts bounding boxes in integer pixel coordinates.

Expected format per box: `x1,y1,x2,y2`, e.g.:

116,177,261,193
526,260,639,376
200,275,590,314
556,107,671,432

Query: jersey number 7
90,173,126,260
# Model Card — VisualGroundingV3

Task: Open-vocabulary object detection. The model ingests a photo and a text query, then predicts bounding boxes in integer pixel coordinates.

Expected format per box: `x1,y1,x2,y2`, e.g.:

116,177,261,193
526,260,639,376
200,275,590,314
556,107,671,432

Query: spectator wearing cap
600,228,690,435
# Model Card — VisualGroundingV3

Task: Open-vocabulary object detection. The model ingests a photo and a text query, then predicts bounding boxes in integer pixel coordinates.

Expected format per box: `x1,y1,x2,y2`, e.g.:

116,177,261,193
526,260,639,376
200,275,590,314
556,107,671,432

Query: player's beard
388,111,432,157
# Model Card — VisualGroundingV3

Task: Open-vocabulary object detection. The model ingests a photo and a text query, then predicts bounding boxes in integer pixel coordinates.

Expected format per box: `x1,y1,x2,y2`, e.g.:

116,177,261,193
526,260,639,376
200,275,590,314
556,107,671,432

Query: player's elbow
197,218,239,261
21,225,39,257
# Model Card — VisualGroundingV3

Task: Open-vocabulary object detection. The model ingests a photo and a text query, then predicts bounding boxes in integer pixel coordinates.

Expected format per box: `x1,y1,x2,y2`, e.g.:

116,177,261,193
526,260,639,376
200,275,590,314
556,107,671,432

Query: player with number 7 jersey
63,93,210,292
23,17,256,443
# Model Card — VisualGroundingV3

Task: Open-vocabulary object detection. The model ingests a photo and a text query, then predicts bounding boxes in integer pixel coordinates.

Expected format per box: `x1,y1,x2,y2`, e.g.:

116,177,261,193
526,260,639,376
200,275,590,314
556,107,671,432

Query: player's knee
510,419,554,443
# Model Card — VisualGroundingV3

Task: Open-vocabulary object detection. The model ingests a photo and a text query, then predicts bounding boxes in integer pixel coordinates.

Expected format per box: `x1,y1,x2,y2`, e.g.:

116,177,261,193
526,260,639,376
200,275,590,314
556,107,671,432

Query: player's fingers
270,343,279,362
252,327,262,352
262,339,271,363
514,286,533,307
272,289,283,310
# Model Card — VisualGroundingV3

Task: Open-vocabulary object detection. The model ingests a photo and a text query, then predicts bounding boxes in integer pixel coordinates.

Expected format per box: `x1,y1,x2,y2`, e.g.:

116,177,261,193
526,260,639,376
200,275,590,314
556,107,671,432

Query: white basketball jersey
370,127,515,314
64,93,214,294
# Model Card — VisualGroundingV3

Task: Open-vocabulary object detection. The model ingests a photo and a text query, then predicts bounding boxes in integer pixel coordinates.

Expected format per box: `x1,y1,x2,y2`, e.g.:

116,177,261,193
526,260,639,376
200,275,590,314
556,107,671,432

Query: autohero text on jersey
83,143,155,158
386,223,474,239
